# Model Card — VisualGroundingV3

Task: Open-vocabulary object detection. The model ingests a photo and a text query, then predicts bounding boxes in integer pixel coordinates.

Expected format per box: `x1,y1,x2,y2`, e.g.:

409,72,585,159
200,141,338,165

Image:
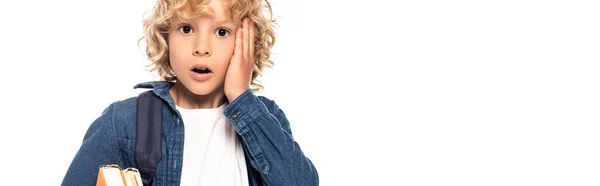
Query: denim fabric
61,81,319,186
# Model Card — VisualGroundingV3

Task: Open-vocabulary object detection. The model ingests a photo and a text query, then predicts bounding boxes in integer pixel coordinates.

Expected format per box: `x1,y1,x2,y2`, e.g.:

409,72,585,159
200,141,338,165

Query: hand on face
224,18,255,102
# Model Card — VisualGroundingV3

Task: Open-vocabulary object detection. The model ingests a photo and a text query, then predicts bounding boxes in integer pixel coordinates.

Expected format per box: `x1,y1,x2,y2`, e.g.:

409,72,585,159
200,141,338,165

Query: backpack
135,90,163,185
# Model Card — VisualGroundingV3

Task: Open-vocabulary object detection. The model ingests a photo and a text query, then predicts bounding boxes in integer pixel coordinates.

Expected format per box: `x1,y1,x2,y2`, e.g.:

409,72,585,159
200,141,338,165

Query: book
96,164,144,186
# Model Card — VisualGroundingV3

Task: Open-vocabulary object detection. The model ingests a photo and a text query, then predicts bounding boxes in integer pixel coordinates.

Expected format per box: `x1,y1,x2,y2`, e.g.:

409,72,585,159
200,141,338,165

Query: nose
193,37,212,57
194,50,210,57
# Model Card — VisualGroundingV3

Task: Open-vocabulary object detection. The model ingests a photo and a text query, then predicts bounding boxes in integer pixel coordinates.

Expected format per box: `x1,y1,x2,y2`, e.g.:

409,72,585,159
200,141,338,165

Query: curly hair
139,0,277,92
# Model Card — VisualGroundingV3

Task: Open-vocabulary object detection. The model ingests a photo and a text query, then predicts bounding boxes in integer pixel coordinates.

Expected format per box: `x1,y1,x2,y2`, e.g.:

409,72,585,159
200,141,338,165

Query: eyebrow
176,17,234,25
214,19,234,25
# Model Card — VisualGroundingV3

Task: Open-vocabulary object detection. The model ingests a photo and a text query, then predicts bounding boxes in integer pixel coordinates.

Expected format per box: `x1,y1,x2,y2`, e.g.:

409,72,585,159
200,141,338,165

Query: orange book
96,164,144,186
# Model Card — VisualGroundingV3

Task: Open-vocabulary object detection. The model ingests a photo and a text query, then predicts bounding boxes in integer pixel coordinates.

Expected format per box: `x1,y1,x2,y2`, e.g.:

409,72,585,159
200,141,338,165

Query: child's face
168,0,240,96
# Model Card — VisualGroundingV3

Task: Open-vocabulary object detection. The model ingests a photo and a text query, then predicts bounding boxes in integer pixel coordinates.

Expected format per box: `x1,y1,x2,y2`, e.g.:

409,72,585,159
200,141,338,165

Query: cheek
211,41,235,74
216,39,236,59
223,38,236,56
167,36,190,68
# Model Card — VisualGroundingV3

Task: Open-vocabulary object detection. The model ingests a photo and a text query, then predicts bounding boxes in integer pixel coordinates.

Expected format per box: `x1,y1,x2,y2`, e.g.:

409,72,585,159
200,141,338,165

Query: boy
61,0,319,185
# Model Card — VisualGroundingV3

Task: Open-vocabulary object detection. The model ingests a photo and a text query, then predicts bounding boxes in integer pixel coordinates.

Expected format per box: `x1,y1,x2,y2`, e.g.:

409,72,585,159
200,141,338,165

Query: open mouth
192,67,212,74
190,65,214,81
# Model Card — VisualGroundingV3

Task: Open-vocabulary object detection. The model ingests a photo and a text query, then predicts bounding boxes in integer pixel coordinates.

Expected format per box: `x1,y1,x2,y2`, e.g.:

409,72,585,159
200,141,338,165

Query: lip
190,64,213,81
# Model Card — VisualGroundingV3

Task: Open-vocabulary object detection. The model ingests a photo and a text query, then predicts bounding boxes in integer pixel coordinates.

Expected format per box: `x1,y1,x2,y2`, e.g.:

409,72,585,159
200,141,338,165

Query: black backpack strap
135,90,163,185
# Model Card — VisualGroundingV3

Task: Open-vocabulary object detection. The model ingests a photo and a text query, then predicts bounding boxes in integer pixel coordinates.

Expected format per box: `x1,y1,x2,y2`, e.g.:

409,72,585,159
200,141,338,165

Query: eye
215,28,230,37
178,25,193,34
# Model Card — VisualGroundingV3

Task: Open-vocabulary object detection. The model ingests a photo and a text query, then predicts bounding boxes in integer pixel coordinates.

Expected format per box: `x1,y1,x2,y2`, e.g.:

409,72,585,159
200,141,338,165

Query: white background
0,0,599,185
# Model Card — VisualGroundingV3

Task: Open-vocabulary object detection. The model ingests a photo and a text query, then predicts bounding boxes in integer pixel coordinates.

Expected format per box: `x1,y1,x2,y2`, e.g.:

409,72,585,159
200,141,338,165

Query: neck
169,81,227,109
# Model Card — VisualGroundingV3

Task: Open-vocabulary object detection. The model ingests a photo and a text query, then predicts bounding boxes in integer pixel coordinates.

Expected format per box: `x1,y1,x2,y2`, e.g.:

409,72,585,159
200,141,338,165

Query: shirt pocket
117,138,136,167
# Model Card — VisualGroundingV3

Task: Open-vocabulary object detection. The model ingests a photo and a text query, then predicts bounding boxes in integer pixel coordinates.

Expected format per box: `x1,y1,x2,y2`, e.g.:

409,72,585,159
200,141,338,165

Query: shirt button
232,112,239,119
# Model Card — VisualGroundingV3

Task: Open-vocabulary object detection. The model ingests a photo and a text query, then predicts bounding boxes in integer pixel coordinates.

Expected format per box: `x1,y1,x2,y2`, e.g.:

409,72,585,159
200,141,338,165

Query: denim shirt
61,81,319,186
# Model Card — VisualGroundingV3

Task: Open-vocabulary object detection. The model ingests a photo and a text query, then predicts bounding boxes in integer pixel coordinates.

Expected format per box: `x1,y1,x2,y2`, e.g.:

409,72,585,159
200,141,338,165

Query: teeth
192,67,211,74
193,67,208,71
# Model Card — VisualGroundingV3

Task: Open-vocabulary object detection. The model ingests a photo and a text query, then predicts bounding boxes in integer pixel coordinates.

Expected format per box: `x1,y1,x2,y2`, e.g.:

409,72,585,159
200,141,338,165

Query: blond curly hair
139,0,277,92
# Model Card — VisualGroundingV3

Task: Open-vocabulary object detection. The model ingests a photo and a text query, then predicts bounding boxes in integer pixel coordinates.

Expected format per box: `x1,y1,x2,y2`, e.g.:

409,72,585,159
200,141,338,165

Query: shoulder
89,95,138,126
98,94,140,140
78,93,140,146
111,96,138,121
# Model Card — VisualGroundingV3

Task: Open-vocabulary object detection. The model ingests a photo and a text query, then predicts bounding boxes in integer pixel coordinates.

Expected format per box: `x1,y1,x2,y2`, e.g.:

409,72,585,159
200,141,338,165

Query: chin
189,87,217,96
183,80,224,96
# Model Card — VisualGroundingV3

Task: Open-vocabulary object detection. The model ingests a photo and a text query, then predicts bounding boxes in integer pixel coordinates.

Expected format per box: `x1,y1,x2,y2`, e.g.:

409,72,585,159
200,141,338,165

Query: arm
61,103,122,186
225,89,319,186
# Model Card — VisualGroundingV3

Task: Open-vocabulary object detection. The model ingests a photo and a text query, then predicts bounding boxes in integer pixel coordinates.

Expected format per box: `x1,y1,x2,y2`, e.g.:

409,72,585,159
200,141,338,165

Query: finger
234,28,243,59
242,18,249,60
249,19,255,62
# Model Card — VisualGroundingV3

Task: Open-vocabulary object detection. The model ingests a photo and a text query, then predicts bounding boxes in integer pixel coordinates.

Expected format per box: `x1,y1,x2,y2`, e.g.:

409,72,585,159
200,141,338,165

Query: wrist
226,88,247,102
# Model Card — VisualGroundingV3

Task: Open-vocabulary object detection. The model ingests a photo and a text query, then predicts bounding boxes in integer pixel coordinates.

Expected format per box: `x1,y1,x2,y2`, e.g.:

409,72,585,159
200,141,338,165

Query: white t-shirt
176,103,249,186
